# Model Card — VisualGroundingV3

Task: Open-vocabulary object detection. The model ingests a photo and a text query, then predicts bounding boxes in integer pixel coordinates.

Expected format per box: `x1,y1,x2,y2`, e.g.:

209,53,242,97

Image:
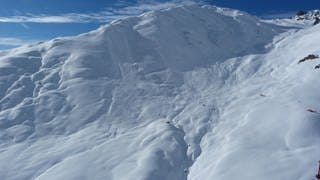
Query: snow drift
0,5,319,180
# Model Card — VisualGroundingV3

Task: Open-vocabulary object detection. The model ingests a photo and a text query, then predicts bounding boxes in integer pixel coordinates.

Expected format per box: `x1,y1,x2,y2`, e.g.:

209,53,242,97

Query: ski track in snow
0,4,320,180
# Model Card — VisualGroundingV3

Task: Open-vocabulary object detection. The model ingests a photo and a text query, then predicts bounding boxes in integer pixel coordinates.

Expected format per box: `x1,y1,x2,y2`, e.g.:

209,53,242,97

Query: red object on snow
316,161,320,179
307,108,317,113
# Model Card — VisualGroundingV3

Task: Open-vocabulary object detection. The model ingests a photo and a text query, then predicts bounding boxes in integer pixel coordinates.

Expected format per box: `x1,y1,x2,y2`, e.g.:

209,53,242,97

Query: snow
0,4,320,180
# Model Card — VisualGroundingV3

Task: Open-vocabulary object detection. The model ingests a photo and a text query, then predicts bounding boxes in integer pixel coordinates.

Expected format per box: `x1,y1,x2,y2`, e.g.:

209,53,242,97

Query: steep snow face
131,5,279,71
188,24,320,180
0,4,319,180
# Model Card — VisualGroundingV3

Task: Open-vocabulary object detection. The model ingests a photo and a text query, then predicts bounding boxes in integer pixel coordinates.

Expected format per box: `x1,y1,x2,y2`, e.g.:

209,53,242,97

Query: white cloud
0,0,199,23
0,37,40,46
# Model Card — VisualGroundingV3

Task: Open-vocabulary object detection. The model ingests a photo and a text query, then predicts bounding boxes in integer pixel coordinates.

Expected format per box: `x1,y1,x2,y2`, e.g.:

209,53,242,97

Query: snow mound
0,4,319,180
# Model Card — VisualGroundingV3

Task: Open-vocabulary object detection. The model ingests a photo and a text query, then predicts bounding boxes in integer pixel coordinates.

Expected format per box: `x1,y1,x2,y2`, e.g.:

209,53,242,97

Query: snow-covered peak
19,5,280,73
0,3,283,147
292,10,320,26
294,10,320,21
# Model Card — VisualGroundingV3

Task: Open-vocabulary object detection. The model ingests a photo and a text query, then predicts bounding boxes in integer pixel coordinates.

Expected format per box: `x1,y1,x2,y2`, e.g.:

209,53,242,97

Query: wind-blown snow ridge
0,4,319,180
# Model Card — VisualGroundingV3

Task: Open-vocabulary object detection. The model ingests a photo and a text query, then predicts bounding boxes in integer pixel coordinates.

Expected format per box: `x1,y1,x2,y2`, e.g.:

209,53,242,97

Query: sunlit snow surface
0,5,319,180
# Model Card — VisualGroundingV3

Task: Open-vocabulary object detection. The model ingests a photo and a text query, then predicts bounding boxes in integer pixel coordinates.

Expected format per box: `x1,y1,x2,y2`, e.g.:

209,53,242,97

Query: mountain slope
0,5,319,180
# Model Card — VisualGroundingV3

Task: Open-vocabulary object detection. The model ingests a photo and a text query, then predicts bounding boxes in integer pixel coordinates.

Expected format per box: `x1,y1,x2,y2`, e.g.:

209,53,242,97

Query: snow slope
0,5,319,180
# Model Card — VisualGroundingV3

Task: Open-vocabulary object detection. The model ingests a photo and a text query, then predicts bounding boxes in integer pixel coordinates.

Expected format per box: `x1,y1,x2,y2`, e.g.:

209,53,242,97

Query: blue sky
0,0,320,49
